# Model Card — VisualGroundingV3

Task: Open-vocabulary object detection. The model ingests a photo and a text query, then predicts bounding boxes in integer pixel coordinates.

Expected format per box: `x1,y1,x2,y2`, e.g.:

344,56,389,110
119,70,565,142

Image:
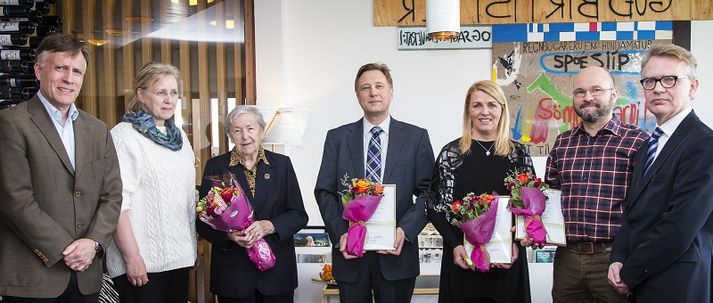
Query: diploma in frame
364,184,397,250
515,189,566,246
464,196,513,264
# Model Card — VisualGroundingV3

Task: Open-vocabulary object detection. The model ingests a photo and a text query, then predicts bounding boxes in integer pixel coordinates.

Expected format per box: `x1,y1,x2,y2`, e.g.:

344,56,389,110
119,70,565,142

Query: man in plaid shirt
545,66,649,302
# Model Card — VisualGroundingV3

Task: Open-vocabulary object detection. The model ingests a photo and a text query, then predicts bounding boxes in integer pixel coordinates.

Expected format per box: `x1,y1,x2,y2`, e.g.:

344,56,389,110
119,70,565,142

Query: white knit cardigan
106,122,197,278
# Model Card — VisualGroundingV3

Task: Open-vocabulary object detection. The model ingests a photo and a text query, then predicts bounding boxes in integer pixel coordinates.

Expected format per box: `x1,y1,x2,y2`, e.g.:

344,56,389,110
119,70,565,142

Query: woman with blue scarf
106,62,198,303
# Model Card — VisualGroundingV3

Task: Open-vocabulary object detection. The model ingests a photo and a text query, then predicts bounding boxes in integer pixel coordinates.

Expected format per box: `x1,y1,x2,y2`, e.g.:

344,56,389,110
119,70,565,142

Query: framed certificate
515,189,566,246
464,196,513,264
364,184,397,250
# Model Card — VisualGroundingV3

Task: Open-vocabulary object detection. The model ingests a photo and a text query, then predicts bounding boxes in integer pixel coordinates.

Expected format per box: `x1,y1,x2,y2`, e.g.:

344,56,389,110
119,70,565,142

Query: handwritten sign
398,26,492,50
375,0,708,26
493,39,665,156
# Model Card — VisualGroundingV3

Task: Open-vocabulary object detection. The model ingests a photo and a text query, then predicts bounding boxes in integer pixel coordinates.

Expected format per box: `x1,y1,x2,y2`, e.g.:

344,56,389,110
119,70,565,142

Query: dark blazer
0,97,122,298
196,150,308,298
611,111,713,302
314,117,434,282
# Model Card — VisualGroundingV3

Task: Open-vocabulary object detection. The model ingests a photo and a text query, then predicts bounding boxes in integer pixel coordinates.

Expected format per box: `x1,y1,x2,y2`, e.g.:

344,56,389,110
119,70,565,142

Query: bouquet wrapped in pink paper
196,177,276,271
505,171,549,245
340,178,384,257
449,192,500,272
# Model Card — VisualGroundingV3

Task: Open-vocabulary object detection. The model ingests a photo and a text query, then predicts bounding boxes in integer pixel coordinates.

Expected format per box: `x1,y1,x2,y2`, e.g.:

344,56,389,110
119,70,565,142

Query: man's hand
608,262,631,295
339,233,358,260
452,245,470,270
62,238,96,272
124,254,149,286
378,227,406,255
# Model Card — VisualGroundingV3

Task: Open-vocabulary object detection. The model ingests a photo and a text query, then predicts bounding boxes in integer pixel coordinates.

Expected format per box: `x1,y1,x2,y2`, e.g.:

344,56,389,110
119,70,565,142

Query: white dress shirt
38,92,79,170
652,106,692,163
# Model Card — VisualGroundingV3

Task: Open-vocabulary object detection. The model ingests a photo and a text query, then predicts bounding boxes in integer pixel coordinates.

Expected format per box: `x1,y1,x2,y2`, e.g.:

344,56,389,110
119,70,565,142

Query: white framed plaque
464,196,513,264
515,189,566,246
364,184,397,250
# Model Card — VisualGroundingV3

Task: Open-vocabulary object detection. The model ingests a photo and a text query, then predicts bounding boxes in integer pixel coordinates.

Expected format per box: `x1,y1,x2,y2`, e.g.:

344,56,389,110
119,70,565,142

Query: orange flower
353,178,370,189
451,200,462,213
373,184,384,195
517,173,529,184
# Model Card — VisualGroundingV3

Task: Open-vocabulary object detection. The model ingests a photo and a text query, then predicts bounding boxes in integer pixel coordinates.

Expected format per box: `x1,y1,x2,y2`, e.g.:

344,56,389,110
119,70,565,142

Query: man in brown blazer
0,34,122,302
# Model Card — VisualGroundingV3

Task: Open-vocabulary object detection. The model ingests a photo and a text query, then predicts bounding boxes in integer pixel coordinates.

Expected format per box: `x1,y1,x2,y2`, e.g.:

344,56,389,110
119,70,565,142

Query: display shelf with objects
0,0,60,109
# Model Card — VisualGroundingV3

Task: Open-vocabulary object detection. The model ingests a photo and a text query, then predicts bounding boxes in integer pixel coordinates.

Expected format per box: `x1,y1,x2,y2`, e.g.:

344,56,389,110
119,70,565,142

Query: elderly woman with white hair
196,106,308,303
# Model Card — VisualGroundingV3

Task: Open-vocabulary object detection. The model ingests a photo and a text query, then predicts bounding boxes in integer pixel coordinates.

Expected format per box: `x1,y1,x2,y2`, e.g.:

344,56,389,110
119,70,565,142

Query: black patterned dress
427,139,534,303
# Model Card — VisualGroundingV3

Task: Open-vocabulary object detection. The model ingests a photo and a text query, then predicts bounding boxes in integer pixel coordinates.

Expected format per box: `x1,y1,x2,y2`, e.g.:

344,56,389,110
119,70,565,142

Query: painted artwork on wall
491,21,673,156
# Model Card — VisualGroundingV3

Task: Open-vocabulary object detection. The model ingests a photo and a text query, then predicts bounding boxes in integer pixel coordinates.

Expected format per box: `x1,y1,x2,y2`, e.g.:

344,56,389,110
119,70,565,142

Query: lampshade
262,107,311,146
426,0,460,40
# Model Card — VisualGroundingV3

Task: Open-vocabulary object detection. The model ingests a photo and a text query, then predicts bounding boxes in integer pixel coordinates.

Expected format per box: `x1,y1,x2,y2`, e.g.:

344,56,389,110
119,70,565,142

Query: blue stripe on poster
576,31,600,41
492,21,672,42
544,31,560,41
549,23,574,32
616,31,634,40
638,31,655,40
602,22,617,31
492,24,528,42
656,21,673,30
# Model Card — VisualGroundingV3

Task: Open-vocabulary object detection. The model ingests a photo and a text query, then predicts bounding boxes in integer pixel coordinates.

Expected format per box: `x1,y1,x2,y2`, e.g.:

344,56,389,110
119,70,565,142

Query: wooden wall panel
81,0,97,116
102,0,117,126
233,0,244,106
122,0,134,109
244,0,255,105
374,0,713,26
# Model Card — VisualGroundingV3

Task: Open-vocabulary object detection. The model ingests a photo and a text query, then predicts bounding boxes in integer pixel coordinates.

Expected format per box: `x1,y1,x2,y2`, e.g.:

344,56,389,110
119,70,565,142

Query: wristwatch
94,240,103,253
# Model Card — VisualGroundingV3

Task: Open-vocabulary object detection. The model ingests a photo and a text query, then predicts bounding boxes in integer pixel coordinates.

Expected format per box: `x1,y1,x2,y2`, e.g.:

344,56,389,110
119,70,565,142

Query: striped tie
643,127,664,175
366,127,383,183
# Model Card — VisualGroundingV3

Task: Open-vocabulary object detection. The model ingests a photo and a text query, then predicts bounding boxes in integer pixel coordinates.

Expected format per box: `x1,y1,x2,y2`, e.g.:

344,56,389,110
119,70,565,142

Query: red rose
221,188,234,202
517,173,529,184
533,178,542,187
451,200,462,213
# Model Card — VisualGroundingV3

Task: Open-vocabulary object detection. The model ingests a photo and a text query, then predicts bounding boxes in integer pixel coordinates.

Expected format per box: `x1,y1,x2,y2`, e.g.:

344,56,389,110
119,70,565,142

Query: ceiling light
87,39,109,46
426,0,460,40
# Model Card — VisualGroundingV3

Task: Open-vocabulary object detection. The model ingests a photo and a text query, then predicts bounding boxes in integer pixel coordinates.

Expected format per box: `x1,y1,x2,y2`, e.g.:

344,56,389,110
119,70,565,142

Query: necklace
474,140,494,156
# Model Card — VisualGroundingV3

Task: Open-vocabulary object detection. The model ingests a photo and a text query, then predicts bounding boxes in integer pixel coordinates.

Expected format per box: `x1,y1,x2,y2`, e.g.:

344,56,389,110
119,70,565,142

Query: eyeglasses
142,88,181,99
640,75,689,90
572,87,614,98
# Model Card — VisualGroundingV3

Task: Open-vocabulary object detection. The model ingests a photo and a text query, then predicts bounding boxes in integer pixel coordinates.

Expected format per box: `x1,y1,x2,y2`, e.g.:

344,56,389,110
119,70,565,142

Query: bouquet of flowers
196,175,276,271
449,192,500,272
339,175,385,257
505,171,549,245
319,264,336,285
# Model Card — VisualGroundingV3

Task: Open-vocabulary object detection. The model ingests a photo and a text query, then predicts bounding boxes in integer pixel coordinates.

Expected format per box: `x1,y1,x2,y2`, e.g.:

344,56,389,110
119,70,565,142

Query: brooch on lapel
264,173,271,180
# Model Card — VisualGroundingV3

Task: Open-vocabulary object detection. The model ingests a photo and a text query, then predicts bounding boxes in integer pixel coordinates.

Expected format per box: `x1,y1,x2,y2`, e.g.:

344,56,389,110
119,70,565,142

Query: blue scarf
123,109,183,151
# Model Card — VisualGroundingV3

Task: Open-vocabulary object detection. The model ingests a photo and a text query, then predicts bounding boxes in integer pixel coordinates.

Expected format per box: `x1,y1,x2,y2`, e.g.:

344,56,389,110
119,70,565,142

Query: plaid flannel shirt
545,117,648,242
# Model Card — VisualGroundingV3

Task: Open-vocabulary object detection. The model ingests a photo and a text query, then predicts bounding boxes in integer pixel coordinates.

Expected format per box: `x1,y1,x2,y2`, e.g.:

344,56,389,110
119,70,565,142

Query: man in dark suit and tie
0,34,122,302
315,63,434,303
608,44,713,302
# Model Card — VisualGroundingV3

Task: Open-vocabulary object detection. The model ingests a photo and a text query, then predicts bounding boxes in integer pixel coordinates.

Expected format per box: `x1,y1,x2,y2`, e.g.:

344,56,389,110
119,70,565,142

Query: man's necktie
644,127,664,175
366,126,383,183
